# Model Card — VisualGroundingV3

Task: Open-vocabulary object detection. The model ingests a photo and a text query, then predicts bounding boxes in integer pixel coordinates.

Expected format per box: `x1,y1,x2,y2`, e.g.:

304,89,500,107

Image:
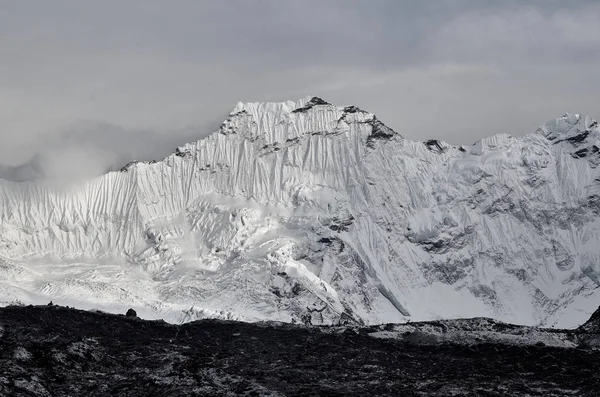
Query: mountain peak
214,96,395,144
228,96,371,118
1,99,599,329
229,96,329,116
538,113,598,144
290,96,332,113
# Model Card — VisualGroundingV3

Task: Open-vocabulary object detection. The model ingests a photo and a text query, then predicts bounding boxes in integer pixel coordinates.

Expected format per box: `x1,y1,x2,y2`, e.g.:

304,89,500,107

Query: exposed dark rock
120,160,157,172
572,148,589,158
424,139,446,153
0,305,598,396
343,105,366,114
580,306,600,333
337,106,368,124
197,163,212,171
553,131,590,146
120,161,139,172
576,306,600,349
328,216,355,232
291,97,331,113
406,227,472,255
484,193,516,216
174,147,191,158
588,195,600,215
365,117,396,148
258,142,283,157
421,258,473,285
218,110,247,135
125,308,137,317
470,284,498,304
565,131,590,145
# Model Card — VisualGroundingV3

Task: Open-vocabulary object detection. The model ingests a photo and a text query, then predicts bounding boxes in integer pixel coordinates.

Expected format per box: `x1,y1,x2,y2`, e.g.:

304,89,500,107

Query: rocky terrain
0,304,598,396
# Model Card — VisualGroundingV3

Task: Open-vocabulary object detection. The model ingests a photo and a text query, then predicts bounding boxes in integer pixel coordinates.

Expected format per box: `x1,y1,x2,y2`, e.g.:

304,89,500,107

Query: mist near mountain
0,120,223,182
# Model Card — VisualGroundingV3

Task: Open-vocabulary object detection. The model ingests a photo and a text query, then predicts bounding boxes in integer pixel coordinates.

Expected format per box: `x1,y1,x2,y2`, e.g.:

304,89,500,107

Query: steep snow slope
1,97,599,327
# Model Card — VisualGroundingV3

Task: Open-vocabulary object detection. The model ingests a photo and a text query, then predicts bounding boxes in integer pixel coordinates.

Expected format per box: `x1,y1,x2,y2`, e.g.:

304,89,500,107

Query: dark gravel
0,305,599,396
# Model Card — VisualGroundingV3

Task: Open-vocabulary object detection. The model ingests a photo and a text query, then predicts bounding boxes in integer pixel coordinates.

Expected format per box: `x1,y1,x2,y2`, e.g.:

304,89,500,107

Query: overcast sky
1,0,600,177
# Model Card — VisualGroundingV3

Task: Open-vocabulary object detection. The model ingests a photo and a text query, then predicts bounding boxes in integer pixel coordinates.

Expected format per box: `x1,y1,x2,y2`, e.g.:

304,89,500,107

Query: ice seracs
0,97,599,327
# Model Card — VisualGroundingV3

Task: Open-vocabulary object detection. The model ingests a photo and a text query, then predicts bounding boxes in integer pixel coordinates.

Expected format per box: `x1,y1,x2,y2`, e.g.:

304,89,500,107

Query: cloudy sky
1,0,599,177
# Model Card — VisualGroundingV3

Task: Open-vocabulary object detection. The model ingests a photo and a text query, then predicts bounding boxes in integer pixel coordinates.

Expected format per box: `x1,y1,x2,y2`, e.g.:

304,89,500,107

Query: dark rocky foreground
0,305,599,396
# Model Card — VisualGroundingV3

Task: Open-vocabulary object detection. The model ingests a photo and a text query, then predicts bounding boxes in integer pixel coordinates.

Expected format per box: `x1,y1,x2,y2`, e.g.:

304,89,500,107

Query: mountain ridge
1,96,599,328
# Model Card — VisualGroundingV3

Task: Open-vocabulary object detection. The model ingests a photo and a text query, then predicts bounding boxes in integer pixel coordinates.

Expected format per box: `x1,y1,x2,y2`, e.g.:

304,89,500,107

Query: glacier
1,96,599,327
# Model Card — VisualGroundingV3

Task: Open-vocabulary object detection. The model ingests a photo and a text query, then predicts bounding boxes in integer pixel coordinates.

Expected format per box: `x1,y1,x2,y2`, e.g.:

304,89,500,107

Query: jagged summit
535,113,600,164
290,96,332,113
538,113,598,142
0,98,599,329
230,96,332,115
140,99,595,176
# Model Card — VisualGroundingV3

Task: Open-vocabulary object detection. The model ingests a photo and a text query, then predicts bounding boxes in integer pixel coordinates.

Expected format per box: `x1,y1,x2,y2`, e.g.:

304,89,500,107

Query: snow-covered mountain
1,96,599,327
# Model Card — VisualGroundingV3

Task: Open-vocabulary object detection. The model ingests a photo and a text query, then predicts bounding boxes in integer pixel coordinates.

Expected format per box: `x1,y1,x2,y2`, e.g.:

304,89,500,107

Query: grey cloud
1,0,599,177
0,118,225,181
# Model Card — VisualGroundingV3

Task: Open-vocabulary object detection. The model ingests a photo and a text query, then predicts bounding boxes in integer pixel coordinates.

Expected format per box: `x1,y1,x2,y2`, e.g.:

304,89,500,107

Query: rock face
0,97,599,327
